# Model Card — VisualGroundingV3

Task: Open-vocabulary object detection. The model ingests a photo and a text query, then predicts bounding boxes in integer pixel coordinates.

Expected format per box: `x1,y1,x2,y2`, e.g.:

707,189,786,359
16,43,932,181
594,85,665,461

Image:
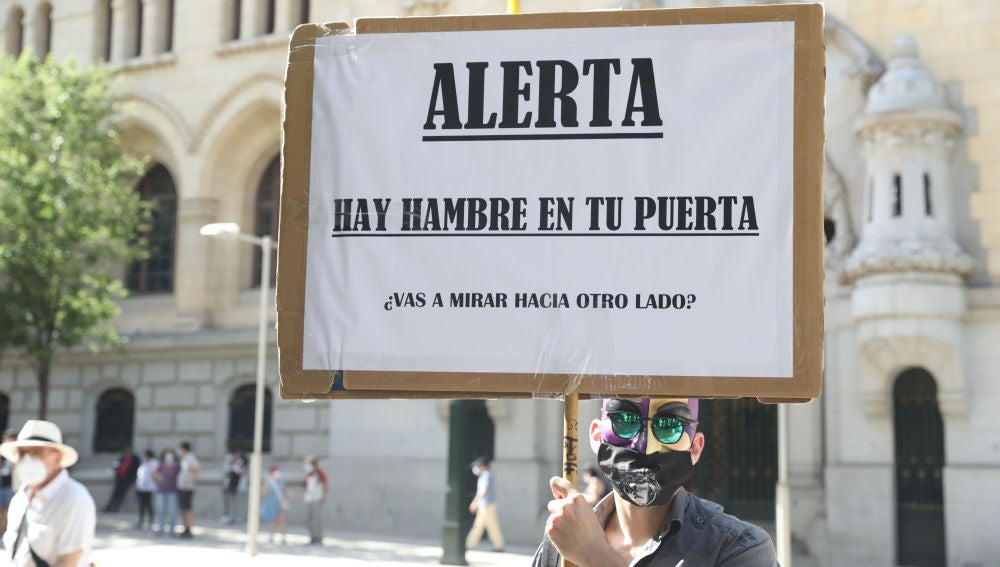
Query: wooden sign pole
561,392,580,567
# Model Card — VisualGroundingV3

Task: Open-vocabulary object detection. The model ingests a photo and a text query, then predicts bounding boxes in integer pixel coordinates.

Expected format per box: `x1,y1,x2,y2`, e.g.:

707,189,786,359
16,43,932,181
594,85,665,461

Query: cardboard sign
278,6,825,399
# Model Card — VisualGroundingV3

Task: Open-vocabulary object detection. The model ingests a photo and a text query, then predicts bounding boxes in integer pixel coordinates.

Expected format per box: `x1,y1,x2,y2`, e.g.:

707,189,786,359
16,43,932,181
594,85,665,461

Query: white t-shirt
136,459,159,493
2,470,96,567
303,472,325,504
178,453,200,490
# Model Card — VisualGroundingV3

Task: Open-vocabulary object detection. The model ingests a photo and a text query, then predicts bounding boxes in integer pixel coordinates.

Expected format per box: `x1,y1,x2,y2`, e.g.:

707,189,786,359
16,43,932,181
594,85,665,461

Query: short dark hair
179,441,191,452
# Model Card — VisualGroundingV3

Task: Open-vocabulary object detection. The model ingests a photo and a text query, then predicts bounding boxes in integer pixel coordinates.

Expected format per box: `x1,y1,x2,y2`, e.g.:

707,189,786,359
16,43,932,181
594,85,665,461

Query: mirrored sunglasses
605,411,696,445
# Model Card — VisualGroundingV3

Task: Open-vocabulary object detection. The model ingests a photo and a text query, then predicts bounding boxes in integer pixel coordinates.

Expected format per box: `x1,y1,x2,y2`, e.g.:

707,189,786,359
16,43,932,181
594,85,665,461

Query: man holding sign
533,398,776,566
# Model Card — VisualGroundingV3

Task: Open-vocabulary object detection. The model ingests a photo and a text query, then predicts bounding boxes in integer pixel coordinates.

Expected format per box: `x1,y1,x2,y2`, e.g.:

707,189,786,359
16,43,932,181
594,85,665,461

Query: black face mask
597,444,694,507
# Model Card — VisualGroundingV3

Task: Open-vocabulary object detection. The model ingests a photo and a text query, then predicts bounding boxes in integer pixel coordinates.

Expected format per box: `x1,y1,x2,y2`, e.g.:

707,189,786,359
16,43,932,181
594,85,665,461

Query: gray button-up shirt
532,488,777,567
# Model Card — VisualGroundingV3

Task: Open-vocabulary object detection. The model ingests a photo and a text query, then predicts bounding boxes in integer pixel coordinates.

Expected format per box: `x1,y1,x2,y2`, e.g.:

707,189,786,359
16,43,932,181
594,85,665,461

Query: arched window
163,0,174,52
893,173,903,217
127,164,177,294
253,155,280,288
223,0,241,41
35,2,52,57
924,172,933,216
93,388,135,453
5,6,24,56
95,0,112,62
0,392,9,433
227,384,273,453
263,0,276,35
894,368,946,567
298,0,310,24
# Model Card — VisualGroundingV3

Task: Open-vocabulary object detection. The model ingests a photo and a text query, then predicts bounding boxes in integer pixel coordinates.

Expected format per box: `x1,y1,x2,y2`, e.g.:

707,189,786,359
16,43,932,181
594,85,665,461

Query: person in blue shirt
466,457,505,552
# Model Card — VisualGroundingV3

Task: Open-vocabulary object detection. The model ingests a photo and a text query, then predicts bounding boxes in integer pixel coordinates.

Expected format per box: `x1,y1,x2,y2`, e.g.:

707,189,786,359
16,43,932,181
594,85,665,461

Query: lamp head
199,222,241,239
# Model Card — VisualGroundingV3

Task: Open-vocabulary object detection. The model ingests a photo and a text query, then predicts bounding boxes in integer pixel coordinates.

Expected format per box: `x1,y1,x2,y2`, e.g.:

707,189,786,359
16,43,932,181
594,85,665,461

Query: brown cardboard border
278,380,537,400
278,5,825,400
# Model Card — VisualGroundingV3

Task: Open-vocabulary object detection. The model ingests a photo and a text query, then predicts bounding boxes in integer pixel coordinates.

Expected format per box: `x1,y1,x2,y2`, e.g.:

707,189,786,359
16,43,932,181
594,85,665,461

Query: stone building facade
2,0,1000,564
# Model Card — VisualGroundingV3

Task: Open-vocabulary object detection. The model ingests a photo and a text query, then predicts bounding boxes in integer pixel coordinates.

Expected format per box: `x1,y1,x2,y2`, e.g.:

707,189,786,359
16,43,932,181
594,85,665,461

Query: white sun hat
0,420,79,468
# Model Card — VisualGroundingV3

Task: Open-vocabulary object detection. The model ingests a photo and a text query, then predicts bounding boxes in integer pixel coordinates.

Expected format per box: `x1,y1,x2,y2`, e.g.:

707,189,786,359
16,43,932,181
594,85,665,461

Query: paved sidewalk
91,516,535,567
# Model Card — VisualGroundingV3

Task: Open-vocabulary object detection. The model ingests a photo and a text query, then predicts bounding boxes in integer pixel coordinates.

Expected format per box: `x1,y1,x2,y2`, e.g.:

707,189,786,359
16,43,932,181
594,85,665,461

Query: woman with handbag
260,465,288,544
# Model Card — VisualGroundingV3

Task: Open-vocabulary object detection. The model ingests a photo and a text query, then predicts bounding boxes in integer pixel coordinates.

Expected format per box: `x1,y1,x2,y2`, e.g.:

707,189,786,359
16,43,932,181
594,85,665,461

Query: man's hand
54,550,83,567
469,501,478,514
545,477,626,567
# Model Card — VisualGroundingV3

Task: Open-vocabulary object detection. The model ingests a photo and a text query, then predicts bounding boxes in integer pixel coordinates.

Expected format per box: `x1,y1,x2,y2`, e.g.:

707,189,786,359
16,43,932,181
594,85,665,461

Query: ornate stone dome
864,34,950,115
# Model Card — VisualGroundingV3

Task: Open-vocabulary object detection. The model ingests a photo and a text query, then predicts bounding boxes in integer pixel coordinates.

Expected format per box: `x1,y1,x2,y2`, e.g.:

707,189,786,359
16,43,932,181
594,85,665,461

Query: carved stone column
111,0,139,61
240,0,259,40
175,198,220,330
274,0,294,34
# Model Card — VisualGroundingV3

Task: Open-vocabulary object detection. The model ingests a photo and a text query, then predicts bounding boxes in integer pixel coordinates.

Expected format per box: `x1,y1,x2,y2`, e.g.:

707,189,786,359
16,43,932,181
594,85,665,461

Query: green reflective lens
608,412,689,445
609,411,643,439
651,417,684,445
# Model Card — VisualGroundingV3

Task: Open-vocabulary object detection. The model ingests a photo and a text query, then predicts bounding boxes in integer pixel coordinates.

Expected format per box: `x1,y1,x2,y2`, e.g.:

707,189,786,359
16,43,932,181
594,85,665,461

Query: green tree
0,53,148,420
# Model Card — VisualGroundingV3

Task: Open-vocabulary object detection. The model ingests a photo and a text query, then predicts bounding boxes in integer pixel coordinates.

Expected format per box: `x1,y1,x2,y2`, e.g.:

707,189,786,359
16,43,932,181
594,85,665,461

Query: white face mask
17,455,50,486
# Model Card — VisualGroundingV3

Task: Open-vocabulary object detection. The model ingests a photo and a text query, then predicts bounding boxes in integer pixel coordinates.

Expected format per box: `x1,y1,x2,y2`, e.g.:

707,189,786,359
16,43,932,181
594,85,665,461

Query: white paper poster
301,22,795,379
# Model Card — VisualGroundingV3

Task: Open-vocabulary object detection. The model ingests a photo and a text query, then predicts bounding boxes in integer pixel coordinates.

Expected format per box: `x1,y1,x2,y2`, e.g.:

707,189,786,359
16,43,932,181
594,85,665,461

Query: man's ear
690,432,705,465
589,419,603,453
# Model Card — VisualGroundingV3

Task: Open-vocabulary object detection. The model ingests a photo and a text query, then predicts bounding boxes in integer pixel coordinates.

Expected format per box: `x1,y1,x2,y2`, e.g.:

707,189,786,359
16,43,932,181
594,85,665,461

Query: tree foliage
0,53,149,419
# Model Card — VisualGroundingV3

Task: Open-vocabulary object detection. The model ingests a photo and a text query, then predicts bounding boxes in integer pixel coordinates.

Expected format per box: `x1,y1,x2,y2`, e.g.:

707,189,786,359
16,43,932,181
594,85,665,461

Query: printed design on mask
598,444,694,507
603,452,664,506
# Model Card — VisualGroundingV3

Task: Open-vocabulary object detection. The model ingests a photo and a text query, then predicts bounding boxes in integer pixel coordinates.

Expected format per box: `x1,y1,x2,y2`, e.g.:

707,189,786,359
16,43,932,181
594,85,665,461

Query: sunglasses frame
604,410,698,445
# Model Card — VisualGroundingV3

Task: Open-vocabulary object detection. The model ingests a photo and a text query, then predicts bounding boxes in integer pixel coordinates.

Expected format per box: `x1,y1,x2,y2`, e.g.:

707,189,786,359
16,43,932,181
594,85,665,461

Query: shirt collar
656,487,689,540
32,469,69,502
592,486,690,541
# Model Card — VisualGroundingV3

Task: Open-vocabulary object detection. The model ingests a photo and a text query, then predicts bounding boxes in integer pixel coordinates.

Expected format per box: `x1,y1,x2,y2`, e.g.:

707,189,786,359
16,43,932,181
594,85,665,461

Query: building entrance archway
894,368,946,567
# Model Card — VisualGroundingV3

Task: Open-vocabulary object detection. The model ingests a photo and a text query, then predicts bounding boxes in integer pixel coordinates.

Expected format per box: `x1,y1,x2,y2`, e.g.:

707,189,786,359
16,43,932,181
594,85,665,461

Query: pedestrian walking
154,450,180,536
103,447,139,513
135,450,158,530
220,451,240,524
233,453,249,525
260,465,288,544
1,420,96,567
466,457,505,553
302,455,328,545
176,441,201,538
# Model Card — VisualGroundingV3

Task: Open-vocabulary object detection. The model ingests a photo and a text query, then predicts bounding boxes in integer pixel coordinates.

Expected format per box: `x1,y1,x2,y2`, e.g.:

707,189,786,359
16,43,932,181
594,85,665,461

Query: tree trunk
37,363,50,421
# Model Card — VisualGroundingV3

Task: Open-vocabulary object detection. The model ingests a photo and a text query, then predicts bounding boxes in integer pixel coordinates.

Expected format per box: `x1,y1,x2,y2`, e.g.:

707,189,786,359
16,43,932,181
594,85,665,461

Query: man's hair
471,457,489,468
179,441,191,452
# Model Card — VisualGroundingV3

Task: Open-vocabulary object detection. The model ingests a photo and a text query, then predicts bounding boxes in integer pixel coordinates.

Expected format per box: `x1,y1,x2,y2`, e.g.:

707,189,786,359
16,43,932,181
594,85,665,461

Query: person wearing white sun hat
0,420,96,567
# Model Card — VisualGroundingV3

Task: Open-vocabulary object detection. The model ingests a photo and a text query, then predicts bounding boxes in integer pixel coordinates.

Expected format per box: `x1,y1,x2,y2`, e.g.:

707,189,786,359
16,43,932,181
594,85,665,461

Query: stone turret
845,34,972,280
846,35,971,419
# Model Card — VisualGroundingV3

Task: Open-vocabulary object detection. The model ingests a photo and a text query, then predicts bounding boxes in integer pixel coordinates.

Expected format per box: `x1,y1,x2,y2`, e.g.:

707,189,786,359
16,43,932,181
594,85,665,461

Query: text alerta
423,58,663,130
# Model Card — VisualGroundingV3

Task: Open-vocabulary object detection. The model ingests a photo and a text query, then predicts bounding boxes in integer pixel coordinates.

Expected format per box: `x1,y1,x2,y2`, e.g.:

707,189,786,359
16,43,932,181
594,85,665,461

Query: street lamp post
200,222,271,557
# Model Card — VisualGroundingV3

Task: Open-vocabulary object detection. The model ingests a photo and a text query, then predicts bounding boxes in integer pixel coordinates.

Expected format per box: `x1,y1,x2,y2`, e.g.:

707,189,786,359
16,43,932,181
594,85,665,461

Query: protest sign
278,5,824,400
